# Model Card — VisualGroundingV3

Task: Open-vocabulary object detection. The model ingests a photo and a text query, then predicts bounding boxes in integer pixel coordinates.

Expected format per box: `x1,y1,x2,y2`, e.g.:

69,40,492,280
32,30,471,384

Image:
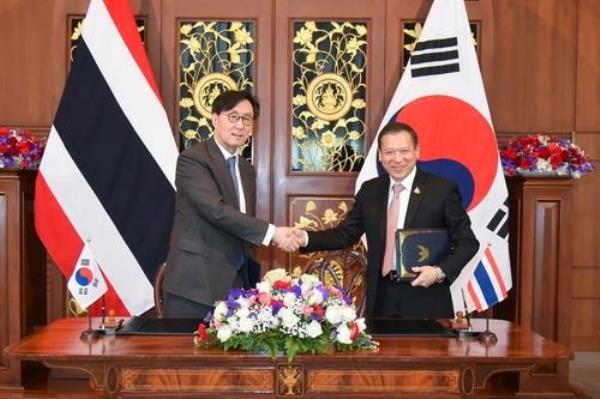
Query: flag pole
478,308,498,345
79,308,98,340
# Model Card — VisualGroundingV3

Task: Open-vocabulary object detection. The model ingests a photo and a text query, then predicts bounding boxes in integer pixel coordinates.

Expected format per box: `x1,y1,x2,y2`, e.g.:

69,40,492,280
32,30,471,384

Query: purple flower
316,286,330,301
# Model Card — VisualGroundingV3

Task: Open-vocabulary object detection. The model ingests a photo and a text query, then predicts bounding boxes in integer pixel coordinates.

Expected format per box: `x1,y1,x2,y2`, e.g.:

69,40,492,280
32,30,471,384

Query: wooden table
6,318,576,398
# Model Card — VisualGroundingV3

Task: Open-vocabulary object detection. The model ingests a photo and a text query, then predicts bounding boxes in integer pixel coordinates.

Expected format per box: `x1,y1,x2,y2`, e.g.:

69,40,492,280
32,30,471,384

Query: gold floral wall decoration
179,21,255,157
291,21,367,172
402,20,479,68
69,16,146,63
290,197,366,293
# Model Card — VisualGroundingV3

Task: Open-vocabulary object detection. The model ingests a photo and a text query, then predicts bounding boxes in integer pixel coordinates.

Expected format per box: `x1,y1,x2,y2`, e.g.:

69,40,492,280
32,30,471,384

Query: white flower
536,158,552,172
300,274,320,289
213,302,228,321
256,281,271,293
307,289,324,305
279,308,300,328
263,268,291,285
216,325,232,342
355,318,366,332
283,292,297,308
306,320,323,338
341,305,357,322
237,307,250,319
236,297,252,309
336,323,352,344
325,305,343,324
238,316,254,333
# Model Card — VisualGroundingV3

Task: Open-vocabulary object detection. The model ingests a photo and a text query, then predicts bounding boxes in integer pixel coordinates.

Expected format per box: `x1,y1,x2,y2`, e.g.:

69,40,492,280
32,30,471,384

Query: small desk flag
67,242,108,310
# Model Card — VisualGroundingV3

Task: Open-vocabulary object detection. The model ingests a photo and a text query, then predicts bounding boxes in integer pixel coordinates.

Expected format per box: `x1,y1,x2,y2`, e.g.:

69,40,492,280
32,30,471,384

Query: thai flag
356,0,512,314
34,0,178,316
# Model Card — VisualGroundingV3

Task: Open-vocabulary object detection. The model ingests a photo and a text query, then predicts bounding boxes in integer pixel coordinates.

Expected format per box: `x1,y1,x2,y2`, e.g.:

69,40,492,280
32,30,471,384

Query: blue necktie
227,155,245,270
226,156,240,204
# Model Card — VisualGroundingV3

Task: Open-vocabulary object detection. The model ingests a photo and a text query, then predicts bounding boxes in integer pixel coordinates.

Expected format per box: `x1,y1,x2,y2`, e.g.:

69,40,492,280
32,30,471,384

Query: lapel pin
413,187,421,195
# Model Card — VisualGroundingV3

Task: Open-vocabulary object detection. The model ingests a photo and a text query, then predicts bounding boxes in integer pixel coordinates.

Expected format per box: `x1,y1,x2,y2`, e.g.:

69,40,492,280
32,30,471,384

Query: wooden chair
303,249,367,317
153,262,167,318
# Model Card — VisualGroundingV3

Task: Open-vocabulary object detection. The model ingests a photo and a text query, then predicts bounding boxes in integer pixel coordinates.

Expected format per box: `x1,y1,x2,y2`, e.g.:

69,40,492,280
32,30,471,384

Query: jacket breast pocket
178,238,209,257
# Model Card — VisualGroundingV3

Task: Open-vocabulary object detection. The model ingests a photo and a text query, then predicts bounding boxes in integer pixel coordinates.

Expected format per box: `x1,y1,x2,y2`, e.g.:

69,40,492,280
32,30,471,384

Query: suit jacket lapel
207,138,239,208
404,168,426,228
375,177,390,254
239,159,254,215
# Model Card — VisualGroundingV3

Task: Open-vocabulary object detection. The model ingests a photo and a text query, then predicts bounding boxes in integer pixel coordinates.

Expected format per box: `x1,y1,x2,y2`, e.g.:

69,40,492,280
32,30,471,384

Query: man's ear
211,113,218,126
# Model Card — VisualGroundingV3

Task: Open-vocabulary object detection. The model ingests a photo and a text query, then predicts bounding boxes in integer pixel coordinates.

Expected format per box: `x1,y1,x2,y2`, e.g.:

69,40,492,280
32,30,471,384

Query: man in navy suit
299,122,479,318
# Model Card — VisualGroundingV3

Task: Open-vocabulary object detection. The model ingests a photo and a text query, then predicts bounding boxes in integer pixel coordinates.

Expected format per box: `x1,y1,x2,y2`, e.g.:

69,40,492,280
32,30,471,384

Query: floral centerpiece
194,268,377,362
0,127,46,169
500,134,594,178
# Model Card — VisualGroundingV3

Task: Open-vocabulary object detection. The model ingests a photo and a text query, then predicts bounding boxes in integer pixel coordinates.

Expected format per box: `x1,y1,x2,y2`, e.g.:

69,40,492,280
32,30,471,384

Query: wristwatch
434,266,446,283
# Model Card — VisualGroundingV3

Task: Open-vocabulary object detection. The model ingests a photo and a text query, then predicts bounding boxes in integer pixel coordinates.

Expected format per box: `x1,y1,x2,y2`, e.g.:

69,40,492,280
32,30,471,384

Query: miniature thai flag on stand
356,0,512,314
67,241,108,310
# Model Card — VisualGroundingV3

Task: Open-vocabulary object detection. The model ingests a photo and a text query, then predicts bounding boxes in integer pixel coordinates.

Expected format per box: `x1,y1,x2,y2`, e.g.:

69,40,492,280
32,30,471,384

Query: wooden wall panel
570,132,600,349
487,0,577,133
576,0,600,131
0,0,67,129
570,299,600,349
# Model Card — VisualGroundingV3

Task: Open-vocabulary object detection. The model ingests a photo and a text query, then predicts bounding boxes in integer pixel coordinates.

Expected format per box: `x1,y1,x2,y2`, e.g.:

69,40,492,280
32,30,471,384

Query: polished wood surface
6,318,575,398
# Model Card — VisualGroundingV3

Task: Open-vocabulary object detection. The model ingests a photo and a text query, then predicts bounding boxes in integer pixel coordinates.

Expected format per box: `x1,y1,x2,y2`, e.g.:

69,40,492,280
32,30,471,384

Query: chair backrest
153,262,167,318
303,248,367,317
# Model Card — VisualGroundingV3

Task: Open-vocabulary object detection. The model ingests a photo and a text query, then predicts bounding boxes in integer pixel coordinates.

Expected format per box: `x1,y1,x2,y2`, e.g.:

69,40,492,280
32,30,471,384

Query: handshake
272,227,307,252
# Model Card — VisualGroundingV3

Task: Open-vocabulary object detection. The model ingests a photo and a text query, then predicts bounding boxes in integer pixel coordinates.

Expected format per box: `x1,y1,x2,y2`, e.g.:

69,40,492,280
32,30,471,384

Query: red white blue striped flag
356,0,512,314
34,0,178,316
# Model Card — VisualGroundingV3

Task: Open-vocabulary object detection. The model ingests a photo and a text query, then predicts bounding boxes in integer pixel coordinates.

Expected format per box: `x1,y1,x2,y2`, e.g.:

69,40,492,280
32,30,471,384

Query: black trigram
487,198,509,239
410,37,460,78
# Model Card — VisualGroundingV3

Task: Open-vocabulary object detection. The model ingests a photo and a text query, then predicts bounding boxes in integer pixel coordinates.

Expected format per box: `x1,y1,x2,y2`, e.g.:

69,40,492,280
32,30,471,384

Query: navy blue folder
395,228,450,280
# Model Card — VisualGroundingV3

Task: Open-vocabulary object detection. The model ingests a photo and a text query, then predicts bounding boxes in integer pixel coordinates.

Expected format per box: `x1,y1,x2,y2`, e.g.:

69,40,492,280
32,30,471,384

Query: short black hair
377,122,418,148
212,90,260,119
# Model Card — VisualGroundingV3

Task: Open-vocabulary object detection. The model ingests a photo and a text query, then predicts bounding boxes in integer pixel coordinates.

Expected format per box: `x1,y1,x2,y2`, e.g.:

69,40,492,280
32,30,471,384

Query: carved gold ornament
306,73,353,122
277,364,303,395
179,21,255,152
192,73,238,119
291,21,367,172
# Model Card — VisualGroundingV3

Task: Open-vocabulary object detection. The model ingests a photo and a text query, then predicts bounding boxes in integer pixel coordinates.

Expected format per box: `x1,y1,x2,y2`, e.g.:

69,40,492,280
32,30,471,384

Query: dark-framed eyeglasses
224,112,253,127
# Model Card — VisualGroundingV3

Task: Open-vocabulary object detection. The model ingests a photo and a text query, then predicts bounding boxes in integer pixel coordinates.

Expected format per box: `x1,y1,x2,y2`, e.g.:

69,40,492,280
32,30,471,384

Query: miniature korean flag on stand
356,0,512,315
67,241,108,310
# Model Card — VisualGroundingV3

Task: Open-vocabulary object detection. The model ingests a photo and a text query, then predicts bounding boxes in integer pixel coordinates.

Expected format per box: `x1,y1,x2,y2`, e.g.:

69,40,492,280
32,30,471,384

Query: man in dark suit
299,122,479,318
162,91,298,318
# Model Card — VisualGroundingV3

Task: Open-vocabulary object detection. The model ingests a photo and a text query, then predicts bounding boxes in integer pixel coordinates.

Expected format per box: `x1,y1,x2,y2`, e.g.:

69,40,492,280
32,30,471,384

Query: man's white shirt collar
389,166,417,192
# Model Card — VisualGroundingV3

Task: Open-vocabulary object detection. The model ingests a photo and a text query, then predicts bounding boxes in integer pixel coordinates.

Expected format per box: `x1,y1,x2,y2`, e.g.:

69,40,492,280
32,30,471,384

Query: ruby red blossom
501,134,594,178
0,127,45,170
273,280,292,290
197,323,208,342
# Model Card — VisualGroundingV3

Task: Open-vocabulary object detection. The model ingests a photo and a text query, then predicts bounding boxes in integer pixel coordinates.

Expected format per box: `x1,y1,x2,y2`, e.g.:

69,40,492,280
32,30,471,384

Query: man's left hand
410,265,438,288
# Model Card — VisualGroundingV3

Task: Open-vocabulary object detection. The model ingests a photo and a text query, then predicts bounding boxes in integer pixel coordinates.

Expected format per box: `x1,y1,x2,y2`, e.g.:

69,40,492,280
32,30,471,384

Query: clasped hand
272,227,306,252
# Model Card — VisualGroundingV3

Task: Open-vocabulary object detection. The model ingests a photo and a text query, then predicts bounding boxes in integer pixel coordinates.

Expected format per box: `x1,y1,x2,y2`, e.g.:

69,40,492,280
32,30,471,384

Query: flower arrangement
0,127,46,169
194,268,377,362
501,134,594,178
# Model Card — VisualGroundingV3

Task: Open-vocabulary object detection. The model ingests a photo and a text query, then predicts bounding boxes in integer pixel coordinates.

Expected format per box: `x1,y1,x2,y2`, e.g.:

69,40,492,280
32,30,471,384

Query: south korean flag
356,0,512,314
67,241,108,310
